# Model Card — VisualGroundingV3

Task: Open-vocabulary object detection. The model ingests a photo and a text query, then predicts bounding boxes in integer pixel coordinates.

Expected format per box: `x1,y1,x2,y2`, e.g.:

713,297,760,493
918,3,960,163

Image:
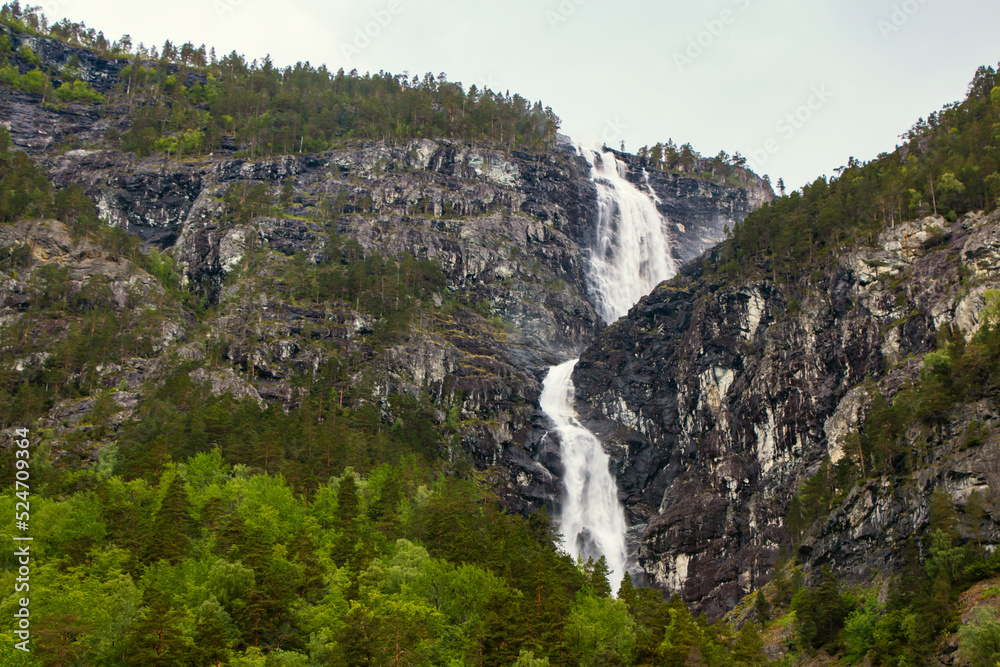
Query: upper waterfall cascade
540,144,679,593
580,145,678,324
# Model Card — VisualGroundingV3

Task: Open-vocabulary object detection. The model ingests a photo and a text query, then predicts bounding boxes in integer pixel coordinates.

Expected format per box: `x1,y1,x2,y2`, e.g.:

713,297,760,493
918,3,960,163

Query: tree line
0,2,560,158
708,64,1000,285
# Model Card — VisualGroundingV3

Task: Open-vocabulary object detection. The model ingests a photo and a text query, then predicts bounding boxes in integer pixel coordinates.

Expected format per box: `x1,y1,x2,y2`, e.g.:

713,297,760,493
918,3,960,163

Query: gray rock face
0,24,130,95
0,32,776,573
573,211,1000,617
600,148,773,267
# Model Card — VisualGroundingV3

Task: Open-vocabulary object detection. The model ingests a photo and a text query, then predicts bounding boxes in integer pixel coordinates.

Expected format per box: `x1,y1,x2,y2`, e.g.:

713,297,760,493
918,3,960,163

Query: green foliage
68,21,560,157
711,63,1000,285
17,42,40,65
0,128,106,238
786,458,838,538
223,181,275,223
0,240,32,273
0,29,105,105
7,442,741,667
841,594,881,663
567,593,637,666
0,262,167,431
0,127,53,222
754,590,771,626
791,566,854,651
824,298,1000,485
0,64,47,95
960,606,1000,667
512,649,551,666
640,140,759,187
53,78,104,102
733,623,768,667
278,239,448,344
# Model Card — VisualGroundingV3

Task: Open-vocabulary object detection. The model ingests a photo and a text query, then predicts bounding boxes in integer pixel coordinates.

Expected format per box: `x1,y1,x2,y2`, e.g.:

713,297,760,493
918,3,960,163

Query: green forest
710,64,1000,286
3,0,1000,664
0,2,560,158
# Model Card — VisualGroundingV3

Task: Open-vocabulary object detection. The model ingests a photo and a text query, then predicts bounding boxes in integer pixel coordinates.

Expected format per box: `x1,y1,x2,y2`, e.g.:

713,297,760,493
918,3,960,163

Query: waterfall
580,144,678,323
541,359,628,591
539,143,678,593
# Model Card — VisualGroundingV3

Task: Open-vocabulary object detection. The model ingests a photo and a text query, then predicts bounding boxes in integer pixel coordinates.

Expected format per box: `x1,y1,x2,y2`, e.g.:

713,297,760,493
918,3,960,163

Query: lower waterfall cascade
540,144,679,592
540,358,628,592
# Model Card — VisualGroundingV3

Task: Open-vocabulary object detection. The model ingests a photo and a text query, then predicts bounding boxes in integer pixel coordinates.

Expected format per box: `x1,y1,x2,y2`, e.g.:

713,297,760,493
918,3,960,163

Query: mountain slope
572,62,1000,660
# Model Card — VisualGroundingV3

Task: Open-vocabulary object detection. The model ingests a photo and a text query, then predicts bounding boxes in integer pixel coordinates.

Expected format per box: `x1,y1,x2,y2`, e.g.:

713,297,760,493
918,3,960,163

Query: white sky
49,0,1000,190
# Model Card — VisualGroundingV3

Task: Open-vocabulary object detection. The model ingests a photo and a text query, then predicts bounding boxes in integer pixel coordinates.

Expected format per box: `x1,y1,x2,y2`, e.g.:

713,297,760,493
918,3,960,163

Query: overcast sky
52,0,1000,190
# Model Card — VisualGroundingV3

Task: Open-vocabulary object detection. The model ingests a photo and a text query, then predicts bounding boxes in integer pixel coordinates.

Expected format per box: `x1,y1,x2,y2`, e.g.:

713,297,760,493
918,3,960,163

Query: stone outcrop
0,26,779,596
573,211,1000,617
601,148,773,267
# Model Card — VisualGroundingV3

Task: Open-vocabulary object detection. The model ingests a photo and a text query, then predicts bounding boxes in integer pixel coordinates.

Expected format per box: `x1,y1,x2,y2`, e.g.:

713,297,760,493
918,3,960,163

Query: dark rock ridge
0,27,774,548
5,140,768,522
573,210,1000,617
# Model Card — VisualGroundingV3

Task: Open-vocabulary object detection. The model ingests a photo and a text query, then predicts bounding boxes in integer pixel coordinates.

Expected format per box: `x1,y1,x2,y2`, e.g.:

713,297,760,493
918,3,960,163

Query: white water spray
579,144,678,323
541,358,627,591
539,143,678,592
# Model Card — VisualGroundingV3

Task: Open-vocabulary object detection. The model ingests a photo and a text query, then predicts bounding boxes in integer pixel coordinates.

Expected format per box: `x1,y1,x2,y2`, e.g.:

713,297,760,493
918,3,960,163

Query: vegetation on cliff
4,1,1000,663
747,65,1000,665
0,10,777,665
0,2,560,157
711,64,1000,284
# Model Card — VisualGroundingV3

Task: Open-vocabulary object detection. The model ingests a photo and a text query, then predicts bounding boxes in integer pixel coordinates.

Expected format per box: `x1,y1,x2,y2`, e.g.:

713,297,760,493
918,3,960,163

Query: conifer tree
124,589,188,666
144,473,193,563
617,571,638,612
189,598,233,667
732,622,767,666
754,590,771,626
589,556,612,598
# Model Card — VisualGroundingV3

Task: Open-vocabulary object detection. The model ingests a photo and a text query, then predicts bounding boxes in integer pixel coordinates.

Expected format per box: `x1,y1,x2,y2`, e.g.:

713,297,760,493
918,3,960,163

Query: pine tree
590,556,612,598
754,590,771,626
617,571,638,612
732,622,767,666
337,471,360,530
124,589,189,666
289,529,325,601
143,473,193,563
33,614,93,666
189,599,233,667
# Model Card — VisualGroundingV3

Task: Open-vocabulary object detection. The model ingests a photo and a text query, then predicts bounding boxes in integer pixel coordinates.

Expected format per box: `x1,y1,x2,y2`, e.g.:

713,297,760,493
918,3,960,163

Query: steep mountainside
575,211,1000,615
0,22,771,517
572,63,1000,634
6,6,1000,665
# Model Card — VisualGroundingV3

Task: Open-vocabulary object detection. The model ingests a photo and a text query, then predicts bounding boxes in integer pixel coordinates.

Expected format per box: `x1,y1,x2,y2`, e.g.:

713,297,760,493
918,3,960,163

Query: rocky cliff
0,25,772,520
574,210,1000,617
